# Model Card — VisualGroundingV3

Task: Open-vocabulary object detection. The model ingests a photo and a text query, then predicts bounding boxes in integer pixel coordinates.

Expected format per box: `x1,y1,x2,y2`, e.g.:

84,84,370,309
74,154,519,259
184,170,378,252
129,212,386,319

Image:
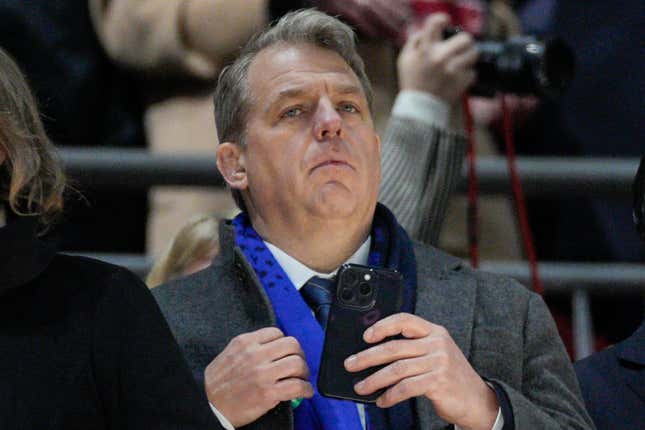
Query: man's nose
313,98,342,141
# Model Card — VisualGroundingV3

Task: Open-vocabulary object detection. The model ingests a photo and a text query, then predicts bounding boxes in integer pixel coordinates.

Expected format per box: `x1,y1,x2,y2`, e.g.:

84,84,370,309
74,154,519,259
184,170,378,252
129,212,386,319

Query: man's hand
205,327,314,428
344,313,499,430
398,13,478,105
317,0,413,41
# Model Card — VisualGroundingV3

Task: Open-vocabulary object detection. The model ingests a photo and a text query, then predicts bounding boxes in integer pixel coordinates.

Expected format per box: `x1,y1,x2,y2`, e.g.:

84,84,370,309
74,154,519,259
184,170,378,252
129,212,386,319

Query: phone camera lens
359,282,372,296
341,288,354,302
343,271,358,287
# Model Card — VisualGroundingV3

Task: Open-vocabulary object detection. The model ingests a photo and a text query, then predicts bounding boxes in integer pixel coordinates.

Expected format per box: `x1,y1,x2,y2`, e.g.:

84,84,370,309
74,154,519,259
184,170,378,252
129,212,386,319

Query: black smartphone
318,263,404,403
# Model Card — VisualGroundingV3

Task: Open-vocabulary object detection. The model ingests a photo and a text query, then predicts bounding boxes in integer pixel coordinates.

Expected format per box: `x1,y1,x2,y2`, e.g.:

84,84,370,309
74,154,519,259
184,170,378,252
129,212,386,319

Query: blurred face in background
232,43,381,230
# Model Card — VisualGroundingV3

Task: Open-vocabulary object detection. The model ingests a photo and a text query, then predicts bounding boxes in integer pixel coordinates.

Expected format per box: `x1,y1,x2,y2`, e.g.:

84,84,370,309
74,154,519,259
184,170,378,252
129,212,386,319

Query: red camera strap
463,95,544,294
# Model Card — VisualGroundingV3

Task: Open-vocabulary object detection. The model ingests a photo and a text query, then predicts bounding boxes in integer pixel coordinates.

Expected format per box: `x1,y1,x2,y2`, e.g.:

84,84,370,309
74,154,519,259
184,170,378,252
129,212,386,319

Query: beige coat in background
89,0,269,256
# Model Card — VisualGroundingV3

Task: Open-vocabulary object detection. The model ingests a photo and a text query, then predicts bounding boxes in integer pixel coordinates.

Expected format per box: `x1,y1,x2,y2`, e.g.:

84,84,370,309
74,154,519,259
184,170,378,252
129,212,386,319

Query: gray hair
214,9,374,211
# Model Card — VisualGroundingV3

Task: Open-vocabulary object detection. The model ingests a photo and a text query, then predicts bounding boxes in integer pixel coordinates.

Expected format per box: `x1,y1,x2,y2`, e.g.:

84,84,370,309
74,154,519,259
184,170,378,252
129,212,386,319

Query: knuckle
435,324,449,336
239,347,254,363
297,358,309,376
382,341,399,356
436,351,450,368
230,333,249,349
428,54,441,68
391,360,408,376
284,336,301,351
267,327,284,338
394,379,411,398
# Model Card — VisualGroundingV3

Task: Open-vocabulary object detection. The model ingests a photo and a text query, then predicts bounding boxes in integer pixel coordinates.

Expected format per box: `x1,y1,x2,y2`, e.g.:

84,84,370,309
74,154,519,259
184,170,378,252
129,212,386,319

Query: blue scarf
233,203,417,430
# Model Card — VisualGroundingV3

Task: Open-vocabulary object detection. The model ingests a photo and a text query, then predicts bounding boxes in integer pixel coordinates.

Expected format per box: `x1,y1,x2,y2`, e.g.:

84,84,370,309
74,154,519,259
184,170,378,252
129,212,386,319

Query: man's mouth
311,159,354,173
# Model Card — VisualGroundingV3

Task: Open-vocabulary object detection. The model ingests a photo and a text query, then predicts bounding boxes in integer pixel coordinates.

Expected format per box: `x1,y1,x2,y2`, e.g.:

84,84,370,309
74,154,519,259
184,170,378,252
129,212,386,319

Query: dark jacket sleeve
91,267,222,429
490,294,596,429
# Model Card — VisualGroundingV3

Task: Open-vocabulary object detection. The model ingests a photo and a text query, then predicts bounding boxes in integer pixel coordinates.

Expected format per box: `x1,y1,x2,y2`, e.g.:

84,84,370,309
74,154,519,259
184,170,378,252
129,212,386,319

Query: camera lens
342,270,359,287
341,288,354,302
359,282,372,296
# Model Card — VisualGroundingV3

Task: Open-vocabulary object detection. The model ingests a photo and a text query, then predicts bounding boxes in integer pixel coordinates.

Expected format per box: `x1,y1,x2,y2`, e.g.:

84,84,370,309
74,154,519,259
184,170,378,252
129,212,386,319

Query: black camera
445,28,575,98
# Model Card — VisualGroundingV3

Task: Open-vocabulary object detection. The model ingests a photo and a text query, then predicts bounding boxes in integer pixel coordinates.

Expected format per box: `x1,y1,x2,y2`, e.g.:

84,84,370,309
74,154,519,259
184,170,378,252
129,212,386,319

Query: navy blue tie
300,276,335,329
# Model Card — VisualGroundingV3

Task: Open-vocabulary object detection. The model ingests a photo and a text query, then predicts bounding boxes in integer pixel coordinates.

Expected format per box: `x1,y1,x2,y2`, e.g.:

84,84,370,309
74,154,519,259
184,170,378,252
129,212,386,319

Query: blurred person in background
0,47,218,430
514,0,644,346
0,0,148,253
146,213,221,288
573,155,645,430
378,0,528,259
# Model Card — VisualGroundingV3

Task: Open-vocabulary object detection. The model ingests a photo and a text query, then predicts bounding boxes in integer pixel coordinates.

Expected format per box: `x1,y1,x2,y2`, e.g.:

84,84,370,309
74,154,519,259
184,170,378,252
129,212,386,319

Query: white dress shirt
211,232,503,429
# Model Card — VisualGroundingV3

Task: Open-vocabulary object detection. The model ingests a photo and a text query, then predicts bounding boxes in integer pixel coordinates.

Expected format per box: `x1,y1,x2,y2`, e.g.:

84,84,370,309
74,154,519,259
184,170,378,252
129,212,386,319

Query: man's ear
216,142,248,190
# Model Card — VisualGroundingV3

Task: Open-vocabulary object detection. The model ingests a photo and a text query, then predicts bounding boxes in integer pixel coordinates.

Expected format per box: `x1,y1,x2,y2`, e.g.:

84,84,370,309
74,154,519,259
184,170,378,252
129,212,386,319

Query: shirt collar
264,237,371,290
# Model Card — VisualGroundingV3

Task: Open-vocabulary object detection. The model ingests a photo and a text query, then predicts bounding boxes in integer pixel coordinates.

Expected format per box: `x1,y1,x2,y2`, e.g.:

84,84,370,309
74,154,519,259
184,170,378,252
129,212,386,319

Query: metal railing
60,148,645,359
61,148,638,197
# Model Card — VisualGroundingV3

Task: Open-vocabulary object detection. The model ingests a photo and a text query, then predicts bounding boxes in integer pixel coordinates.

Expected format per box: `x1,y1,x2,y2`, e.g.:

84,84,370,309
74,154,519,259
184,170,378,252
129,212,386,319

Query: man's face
231,43,381,225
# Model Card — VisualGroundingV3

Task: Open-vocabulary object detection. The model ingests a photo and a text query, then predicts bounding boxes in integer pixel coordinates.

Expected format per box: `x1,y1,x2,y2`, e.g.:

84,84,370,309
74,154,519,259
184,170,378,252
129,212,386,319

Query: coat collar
0,216,57,296
617,320,645,366
616,320,645,402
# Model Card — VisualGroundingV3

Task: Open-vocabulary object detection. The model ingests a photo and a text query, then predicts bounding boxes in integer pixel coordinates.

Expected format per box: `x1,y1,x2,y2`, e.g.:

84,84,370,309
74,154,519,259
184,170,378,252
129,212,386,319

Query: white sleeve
209,402,236,430
454,407,504,430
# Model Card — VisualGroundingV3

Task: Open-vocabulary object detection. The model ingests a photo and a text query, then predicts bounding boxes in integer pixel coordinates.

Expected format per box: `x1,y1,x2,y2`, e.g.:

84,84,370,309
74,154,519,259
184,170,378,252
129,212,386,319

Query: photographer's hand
205,327,313,428
344,313,499,430
398,13,478,106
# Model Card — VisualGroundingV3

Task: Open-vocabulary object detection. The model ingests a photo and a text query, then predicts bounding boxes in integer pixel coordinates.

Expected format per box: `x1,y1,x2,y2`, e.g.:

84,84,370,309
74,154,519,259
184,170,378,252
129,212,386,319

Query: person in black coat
0,47,220,429
573,155,645,430
574,320,645,430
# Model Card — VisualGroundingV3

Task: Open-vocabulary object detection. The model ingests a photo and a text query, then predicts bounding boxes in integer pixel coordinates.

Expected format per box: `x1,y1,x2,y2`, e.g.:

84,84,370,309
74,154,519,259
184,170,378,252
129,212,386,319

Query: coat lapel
413,244,477,429
616,322,645,403
210,224,294,430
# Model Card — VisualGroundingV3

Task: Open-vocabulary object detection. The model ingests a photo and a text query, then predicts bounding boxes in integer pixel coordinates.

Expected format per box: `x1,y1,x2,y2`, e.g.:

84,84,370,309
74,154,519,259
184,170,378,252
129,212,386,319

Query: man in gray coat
153,9,593,430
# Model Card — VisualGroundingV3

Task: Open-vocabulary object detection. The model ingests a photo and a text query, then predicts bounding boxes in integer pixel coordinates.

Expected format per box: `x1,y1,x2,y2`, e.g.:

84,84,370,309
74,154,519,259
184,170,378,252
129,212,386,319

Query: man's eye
339,103,358,113
282,107,303,118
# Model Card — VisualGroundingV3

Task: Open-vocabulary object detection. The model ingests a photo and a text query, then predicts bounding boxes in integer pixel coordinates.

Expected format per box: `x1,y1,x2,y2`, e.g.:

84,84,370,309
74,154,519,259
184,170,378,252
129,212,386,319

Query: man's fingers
423,13,451,42
353,356,432,396
376,372,434,408
404,27,426,52
230,327,284,349
274,378,315,401
266,354,310,381
447,45,479,72
345,338,428,371
364,313,435,343
261,335,305,361
434,32,475,62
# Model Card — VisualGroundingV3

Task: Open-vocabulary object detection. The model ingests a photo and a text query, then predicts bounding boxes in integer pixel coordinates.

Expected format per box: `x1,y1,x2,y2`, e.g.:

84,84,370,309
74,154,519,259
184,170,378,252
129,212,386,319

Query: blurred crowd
1,2,644,429
1,0,641,349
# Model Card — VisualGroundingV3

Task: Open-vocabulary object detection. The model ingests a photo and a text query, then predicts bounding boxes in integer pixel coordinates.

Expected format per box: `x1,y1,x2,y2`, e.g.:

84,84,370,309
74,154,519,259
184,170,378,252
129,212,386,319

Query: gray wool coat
153,224,595,430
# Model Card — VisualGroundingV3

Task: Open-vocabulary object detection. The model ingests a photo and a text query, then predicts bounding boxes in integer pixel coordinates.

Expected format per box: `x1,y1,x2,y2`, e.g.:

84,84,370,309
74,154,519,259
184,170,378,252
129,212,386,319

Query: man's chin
308,190,361,220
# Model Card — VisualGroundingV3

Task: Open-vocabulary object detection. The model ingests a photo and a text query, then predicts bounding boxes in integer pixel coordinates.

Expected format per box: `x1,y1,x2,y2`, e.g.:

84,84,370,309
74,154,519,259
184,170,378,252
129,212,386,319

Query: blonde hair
146,214,221,288
0,47,65,226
